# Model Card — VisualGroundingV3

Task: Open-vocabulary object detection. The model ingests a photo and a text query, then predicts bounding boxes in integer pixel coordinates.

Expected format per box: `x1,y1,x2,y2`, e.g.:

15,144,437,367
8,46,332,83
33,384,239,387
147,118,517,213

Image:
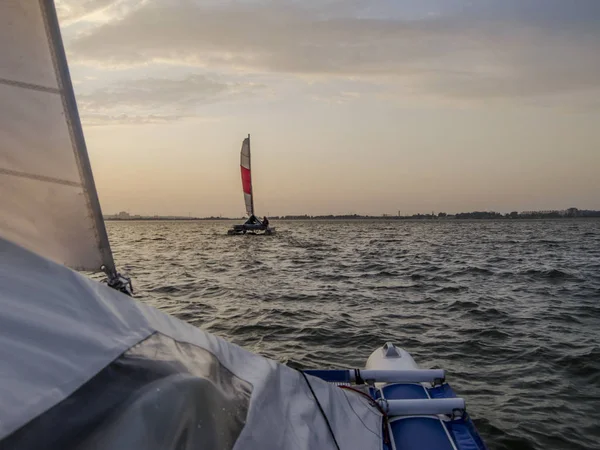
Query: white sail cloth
0,237,382,450
0,1,113,272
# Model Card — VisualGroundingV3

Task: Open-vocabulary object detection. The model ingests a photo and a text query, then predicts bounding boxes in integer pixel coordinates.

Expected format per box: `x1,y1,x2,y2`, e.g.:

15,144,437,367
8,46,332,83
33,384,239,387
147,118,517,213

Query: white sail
0,0,115,273
240,135,254,216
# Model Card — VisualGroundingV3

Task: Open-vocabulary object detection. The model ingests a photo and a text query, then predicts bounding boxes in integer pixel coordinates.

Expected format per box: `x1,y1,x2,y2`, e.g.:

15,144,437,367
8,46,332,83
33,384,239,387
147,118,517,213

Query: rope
298,370,342,450
339,385,391,446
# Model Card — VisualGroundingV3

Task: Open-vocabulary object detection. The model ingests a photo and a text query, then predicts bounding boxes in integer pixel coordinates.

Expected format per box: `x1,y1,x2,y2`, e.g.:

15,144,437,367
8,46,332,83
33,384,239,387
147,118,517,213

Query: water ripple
106,219,600,450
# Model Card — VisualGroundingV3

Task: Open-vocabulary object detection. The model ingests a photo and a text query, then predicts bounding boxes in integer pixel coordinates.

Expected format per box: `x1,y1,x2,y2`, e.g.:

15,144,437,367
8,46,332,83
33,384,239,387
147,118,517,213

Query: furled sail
0,0,115,273
240,135,254,217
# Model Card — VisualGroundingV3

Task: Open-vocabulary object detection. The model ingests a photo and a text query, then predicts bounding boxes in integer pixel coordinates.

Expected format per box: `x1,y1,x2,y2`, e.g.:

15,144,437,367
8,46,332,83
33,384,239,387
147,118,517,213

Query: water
106,219,600,450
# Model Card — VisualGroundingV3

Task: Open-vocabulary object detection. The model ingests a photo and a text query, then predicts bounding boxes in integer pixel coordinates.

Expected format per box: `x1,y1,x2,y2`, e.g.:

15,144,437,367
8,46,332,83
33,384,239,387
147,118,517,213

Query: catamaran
228,135,275,235
0,2,488,450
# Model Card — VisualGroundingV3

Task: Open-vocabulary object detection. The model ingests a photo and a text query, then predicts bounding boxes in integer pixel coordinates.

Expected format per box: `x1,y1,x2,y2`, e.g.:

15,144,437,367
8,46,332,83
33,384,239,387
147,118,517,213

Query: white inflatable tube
379,398,465,416
350,369,445,384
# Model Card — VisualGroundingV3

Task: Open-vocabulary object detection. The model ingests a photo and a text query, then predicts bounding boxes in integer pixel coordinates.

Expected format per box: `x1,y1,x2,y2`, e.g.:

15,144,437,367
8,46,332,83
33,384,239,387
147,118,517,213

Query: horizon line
104,207,599,220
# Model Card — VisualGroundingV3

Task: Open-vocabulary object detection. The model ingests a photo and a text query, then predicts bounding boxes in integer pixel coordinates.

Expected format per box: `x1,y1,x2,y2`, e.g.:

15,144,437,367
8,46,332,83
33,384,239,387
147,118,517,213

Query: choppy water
106,219,600,450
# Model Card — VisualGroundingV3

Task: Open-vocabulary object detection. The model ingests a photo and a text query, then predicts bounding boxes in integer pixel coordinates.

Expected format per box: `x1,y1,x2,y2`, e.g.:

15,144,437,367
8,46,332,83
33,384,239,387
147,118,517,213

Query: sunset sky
58,0,600,217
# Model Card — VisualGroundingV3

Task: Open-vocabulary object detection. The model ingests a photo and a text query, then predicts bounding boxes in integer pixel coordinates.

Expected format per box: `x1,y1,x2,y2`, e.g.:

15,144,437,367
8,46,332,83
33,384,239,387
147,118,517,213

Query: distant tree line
105,208,600,221
269,208,600,220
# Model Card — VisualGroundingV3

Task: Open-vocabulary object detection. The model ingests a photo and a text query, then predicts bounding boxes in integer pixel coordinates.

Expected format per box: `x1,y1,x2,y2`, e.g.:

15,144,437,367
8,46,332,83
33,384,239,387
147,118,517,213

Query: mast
248,133,255,216
41,0,117,277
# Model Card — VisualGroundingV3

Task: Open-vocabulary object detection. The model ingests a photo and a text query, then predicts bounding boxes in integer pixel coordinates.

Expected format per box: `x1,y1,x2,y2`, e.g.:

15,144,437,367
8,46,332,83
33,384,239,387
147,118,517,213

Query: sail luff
40,0,116,276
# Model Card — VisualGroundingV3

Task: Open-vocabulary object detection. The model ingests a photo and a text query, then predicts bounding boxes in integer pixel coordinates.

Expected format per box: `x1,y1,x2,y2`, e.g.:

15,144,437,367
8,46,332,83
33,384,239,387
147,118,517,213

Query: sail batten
0,0,115,273
0,76,61,94
0,168,81,187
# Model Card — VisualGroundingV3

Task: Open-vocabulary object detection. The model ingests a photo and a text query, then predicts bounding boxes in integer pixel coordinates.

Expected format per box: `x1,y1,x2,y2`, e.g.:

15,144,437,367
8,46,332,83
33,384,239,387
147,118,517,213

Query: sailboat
228,135,275,235
0,2,488,450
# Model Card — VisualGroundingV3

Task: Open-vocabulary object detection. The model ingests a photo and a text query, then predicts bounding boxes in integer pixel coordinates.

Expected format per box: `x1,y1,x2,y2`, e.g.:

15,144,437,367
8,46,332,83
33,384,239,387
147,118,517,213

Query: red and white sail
240,135,254,217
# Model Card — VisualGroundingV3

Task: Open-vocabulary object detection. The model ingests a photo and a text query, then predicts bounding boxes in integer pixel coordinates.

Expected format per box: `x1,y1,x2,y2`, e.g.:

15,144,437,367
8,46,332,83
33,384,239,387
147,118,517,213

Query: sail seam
0,168,82,188
0,76,60,94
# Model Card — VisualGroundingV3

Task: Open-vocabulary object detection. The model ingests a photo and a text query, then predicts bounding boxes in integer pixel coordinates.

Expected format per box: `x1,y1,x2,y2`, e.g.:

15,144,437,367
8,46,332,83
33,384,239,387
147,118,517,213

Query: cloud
81,113,185,126
77,74,264,124
458,0,600,28
69,3,461,71
56,0,116,21
56,0,148,24
65,1,600,101
79,74,225,109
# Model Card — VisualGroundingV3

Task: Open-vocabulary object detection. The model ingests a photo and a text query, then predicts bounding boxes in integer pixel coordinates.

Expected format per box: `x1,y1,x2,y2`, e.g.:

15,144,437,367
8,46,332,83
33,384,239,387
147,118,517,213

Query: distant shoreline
105,210,600,221
105,217,234,221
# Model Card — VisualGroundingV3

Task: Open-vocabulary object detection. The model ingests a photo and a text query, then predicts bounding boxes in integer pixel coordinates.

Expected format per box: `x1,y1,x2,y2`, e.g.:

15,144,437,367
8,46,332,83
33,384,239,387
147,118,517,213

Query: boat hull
366,343,488,450
227,225,275,235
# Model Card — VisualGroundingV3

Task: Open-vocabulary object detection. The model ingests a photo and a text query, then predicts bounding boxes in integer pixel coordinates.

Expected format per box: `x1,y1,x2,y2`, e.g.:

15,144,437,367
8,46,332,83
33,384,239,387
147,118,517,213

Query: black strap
354,369,365,385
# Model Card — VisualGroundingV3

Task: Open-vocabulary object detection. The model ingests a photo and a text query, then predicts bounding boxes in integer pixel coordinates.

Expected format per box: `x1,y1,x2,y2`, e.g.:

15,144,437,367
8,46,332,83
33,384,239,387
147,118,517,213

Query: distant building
116,211,130,219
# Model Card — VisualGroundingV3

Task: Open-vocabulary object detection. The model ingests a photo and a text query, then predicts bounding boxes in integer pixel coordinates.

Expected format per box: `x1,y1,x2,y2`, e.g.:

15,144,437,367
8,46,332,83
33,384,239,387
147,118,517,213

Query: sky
57,0,600,216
